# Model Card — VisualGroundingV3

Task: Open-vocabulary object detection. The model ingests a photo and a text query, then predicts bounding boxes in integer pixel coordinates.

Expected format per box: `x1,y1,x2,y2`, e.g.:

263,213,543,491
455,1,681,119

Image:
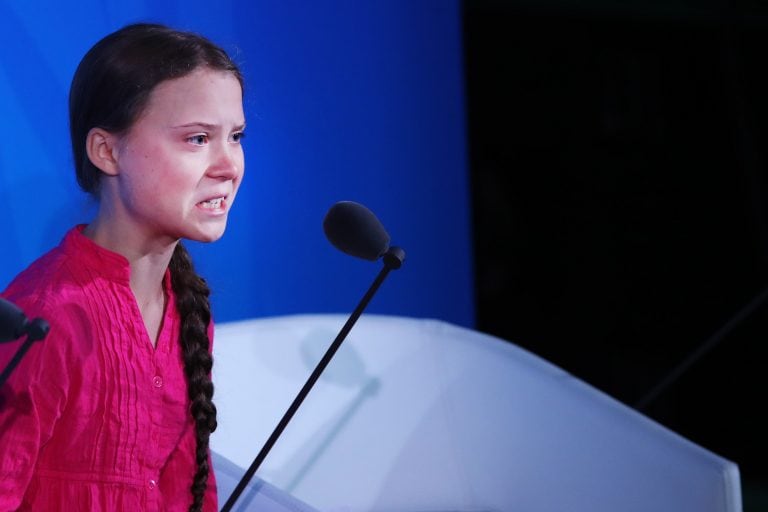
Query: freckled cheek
130,165,190,204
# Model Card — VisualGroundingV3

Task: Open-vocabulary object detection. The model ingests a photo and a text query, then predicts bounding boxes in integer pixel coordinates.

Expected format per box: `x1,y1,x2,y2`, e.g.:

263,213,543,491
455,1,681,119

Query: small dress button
148,479,157,490
152,376,163,388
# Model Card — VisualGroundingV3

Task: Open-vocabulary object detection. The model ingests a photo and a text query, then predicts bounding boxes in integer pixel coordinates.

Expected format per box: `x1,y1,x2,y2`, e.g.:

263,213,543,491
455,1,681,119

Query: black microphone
221,201,405,512
0,298,50,389
0,298,29,344
323,201,390,260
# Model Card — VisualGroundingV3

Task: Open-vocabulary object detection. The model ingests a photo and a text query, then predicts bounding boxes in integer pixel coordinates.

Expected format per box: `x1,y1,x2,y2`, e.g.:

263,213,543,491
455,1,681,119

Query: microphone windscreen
323,201,391,261
0,298,28,343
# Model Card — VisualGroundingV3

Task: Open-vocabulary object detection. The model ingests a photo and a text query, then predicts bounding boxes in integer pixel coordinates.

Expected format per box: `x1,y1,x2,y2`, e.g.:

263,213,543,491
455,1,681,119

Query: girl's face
109,67,245,246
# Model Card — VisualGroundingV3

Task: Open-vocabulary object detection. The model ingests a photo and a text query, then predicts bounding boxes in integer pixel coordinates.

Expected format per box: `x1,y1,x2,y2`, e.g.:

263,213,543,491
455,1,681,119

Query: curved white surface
210,314,742,512
212,451,318,512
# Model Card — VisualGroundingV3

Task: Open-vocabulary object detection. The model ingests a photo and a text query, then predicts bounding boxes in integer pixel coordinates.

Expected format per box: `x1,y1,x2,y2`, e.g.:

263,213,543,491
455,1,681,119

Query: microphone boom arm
221,246,405,512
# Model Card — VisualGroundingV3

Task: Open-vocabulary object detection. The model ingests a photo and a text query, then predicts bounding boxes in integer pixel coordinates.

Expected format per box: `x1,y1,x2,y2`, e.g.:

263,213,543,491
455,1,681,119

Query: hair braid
169,243,217,512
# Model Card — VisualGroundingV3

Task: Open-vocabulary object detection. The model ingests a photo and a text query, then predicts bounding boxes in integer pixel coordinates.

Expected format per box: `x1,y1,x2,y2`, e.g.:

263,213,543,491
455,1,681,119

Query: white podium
211,314,742,512
212,451,318,512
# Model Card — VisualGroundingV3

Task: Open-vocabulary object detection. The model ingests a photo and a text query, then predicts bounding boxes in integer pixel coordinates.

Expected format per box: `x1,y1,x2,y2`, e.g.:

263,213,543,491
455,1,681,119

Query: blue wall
0,1,474,327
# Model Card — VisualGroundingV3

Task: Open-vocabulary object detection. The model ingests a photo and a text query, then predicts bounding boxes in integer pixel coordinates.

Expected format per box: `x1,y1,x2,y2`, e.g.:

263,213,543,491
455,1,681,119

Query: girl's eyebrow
171,122,246,130
171,122,218,129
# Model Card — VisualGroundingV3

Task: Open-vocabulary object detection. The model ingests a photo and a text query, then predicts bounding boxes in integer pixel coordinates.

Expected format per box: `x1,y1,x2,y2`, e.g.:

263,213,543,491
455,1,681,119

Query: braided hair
170,243,217,511
69,23,243,511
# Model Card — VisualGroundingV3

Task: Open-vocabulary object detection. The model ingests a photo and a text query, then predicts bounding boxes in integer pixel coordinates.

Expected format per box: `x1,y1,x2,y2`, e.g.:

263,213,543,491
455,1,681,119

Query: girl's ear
85,128,121,176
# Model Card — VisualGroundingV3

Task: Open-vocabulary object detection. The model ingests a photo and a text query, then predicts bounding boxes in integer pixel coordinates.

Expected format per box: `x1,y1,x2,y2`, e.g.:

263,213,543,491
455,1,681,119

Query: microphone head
323,201,391,261
0,298,29,343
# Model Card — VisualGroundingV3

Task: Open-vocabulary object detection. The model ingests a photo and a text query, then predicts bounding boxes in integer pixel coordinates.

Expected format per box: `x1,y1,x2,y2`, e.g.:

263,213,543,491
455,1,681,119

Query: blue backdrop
0,1,474,327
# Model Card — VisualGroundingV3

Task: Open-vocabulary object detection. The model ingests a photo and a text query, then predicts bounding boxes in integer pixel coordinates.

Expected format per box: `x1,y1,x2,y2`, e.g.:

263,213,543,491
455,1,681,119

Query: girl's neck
83,217,176,349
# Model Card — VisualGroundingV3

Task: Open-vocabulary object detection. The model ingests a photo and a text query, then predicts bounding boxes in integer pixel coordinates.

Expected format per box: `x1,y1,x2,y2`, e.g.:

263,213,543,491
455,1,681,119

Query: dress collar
62,225,132,284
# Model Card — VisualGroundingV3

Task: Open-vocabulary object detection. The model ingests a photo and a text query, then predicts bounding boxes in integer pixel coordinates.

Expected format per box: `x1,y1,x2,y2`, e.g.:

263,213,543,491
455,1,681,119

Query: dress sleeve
0,301,71,510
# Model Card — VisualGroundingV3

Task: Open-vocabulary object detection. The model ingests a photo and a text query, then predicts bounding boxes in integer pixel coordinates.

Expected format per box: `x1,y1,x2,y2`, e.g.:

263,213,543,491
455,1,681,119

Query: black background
464,1,768,508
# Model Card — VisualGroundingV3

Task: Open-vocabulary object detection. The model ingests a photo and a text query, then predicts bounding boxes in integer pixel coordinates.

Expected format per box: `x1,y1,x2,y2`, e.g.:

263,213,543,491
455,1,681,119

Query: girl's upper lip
199,192,229,202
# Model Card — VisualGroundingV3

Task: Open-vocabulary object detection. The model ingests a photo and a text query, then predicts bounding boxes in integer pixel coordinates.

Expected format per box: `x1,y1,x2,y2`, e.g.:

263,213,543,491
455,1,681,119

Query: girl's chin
184,223,228,244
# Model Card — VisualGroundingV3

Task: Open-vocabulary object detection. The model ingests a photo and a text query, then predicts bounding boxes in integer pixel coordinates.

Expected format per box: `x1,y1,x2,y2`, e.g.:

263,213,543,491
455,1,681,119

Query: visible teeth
200,198,223,209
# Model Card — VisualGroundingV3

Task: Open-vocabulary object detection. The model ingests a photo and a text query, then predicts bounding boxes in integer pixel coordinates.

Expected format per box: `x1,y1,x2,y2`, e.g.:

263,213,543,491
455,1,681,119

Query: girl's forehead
136,69,244,127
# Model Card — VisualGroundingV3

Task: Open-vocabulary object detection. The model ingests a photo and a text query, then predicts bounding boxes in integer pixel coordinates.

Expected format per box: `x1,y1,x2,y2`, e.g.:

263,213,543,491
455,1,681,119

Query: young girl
0,23,245,511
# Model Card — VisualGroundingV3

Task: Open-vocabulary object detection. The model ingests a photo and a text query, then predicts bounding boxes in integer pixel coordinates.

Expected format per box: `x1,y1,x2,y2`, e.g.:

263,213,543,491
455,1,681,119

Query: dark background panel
463,1,768,508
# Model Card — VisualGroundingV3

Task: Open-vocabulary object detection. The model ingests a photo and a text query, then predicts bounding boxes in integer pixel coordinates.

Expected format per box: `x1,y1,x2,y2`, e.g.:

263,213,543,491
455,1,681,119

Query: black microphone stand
221,246,405,512
0,318,50,389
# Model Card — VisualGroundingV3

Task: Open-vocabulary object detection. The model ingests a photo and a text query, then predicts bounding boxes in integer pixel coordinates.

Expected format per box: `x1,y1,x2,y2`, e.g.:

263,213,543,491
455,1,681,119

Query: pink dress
0,226,217,511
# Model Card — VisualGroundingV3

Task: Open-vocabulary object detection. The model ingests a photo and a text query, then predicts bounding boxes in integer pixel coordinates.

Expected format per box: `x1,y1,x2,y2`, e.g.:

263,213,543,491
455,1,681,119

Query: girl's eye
187,134,208,146
231,131,245,143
